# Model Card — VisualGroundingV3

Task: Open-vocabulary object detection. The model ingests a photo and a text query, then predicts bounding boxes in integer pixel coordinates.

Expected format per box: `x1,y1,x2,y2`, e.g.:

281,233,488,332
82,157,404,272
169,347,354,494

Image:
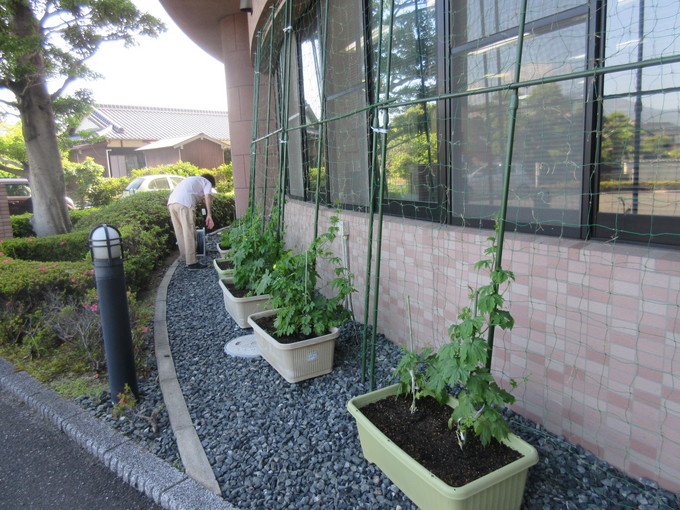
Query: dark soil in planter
360,394,522,487
254,315,320,344
224,281,255,298
215,259,234,270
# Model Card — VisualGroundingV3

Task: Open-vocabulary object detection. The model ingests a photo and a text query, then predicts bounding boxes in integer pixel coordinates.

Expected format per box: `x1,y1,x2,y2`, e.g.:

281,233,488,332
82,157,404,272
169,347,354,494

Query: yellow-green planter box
347,384,538,510
213,257,234,278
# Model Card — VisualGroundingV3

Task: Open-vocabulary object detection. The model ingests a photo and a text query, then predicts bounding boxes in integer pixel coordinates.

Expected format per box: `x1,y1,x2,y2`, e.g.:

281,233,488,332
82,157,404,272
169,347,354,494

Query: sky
66,0,229,112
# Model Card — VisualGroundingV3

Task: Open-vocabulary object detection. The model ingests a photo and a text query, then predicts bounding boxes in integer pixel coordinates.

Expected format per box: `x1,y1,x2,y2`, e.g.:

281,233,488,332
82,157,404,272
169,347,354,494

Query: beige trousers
168,203,197,265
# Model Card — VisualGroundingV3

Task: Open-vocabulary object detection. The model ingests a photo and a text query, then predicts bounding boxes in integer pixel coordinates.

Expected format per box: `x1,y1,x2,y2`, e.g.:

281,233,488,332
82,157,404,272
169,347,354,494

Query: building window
273,0,680,246
325,0,371,207
449,3,588,235
283,0,369,208
593,0,680,245
369,0,442,221
444,0,680,245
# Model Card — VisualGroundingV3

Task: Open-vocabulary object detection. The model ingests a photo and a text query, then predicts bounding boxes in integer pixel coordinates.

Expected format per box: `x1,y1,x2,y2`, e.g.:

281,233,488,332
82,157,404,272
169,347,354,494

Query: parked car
122,174,185,196
0,177,75,215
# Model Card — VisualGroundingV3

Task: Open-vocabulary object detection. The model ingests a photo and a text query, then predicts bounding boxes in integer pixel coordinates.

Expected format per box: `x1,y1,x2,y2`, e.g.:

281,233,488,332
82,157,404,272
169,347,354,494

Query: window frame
276,0,680,247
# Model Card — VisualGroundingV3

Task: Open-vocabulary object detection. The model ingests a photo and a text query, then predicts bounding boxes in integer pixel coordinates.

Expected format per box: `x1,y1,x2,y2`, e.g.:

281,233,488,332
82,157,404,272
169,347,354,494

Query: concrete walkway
0,257,235,510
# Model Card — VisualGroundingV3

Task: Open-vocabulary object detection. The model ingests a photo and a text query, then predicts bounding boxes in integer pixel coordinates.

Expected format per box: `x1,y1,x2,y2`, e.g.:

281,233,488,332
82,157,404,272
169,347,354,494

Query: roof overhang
159,0,242,62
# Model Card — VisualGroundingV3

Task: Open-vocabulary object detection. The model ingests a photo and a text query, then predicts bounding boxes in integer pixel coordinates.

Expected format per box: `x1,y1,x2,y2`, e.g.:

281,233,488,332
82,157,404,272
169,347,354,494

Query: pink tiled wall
285,200,680,493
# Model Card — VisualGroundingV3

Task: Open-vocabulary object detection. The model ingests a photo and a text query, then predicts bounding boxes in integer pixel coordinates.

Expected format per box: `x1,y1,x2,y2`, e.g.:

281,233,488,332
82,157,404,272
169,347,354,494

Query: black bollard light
89,224,139,403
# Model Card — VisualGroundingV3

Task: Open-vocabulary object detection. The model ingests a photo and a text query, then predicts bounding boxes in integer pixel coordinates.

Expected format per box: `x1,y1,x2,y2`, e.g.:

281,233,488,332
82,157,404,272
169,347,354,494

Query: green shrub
11,213,33,237
0,257,95,353
89,178,129,206
0,285,152,379
71,192,173,291
196,192,235,231
0,231,90,261
11,208,101,238
214,163,234,193
133,162,203,178
120,223,169,292
63,158,105,207
69,207,100,227
0,257,94,305
74,191,173,246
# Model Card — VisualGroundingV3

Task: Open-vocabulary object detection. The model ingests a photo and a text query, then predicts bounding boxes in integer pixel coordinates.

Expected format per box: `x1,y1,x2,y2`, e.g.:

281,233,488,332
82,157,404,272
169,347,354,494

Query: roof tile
80,104,230,141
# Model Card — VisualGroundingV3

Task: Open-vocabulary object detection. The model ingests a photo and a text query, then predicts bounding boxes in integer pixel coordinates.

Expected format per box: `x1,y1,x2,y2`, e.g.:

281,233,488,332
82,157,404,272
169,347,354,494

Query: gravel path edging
154,256,223,497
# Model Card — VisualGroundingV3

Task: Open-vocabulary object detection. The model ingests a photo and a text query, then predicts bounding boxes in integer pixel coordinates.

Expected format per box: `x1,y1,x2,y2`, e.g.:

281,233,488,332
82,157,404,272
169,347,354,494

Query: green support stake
361,0,387,383
312,0,331,240
367,0,396,390
248,30,263,213
486,0,528,370
274,0,294,240
261,6,275,225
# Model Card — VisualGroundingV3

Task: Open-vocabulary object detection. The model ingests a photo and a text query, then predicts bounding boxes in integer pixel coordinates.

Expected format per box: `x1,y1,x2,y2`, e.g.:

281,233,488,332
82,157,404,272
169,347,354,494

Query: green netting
244,0,680,498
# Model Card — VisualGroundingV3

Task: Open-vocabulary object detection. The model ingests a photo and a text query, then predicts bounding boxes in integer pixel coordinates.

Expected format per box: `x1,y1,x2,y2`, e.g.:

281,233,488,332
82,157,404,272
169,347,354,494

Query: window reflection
599,0,680,219
371,0,440,205
452,5,587,224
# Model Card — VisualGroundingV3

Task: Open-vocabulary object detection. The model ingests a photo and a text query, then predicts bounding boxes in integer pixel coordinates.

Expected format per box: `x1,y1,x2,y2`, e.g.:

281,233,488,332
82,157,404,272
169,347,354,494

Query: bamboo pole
261,6,275,228
276,0,294,238
367,0,396,389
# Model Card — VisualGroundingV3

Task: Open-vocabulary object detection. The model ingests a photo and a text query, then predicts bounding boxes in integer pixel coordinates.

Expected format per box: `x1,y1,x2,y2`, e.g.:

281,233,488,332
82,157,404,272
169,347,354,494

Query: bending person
167,173,215,270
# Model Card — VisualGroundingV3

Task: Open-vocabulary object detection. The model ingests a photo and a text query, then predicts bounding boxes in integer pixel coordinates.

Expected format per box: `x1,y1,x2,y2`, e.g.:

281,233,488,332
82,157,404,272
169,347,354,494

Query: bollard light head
89,224,123,260
240,0,252,12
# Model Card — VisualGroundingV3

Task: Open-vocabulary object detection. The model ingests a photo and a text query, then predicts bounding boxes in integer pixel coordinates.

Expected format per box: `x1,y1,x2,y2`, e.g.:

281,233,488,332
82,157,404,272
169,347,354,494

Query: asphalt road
0,387,162,510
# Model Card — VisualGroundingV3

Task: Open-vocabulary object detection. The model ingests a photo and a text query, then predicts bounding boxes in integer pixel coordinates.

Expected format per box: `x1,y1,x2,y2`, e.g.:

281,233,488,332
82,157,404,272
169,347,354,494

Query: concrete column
220,13,254,217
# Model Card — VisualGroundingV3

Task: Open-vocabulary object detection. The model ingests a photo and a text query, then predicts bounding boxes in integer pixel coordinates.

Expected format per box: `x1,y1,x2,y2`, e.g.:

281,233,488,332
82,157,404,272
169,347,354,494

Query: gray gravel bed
78,238,680,510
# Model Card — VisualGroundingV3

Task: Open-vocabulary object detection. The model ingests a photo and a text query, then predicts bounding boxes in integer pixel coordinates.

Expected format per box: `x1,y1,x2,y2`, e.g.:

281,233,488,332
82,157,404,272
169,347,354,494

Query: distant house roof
136,133,228,151
78,104,230,141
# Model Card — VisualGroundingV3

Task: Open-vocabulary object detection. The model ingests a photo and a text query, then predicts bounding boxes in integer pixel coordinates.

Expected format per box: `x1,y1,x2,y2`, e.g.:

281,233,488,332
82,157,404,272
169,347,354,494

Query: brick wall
285,199,680,493
0,184,13,241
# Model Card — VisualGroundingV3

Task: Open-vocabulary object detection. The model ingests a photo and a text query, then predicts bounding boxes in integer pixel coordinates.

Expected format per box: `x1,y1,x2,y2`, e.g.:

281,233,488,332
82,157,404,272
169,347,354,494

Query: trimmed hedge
11,207,102,238
0,231,90,262
74,191,174,240
10,213,35,238
0,257,94,306
2,190,236,294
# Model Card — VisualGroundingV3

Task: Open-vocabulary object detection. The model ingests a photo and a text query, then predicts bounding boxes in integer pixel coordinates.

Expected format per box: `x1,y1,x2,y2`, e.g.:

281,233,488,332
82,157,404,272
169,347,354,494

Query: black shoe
187,262,207,271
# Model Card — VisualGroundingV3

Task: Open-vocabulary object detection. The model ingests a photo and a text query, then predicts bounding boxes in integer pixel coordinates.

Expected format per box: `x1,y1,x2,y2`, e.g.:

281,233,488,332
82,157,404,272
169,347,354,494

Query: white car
122,174,185,196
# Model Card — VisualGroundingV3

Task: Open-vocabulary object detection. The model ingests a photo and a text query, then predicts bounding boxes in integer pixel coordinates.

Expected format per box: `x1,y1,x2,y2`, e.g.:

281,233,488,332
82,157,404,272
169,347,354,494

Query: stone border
154,258,222,496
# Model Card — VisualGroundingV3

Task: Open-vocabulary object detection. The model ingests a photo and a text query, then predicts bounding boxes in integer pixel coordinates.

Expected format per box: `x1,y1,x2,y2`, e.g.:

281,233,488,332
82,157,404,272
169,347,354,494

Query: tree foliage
0,1,164,236
0,0,164,111
0,120,27,174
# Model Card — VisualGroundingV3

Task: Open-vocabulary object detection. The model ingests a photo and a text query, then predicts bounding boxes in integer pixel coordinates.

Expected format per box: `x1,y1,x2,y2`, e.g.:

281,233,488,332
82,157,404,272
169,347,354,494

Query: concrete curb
0,254,237,510
0,357,234,510
154,258,222,496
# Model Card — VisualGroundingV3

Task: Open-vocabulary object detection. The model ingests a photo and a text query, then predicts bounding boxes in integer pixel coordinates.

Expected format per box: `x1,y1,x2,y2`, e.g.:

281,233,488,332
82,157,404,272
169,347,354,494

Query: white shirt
167,176,213,208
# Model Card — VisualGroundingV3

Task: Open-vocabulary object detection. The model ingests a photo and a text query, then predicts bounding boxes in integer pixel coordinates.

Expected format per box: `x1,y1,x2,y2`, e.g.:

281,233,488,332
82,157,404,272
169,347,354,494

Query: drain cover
224,335,260,358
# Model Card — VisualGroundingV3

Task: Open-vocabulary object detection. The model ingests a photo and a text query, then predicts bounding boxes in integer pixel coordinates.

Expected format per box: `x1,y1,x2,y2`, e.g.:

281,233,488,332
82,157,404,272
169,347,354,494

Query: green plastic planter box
347,384,538,510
